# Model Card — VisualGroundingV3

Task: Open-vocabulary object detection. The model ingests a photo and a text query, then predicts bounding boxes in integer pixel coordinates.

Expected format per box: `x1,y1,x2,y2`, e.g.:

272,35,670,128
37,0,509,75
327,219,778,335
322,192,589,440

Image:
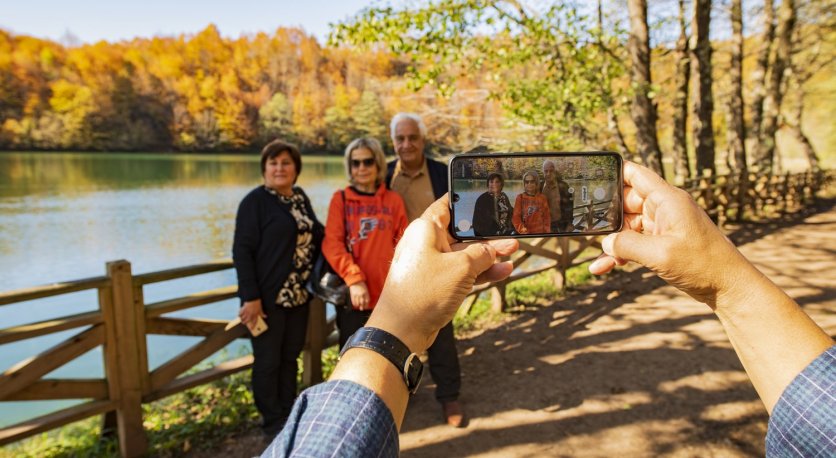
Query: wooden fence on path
0,168,831,457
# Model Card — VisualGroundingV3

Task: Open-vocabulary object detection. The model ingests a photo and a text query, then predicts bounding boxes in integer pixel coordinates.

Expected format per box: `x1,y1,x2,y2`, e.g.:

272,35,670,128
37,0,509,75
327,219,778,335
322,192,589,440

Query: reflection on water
0,151,347,427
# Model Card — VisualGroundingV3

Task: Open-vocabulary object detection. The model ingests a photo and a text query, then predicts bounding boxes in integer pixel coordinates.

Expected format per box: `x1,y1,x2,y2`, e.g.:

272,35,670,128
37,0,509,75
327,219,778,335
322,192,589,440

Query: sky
0,0,395,44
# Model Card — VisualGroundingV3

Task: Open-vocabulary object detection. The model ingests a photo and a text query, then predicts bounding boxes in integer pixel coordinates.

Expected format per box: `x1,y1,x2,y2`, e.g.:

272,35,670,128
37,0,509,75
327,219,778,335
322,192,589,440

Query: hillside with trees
0,0,832,176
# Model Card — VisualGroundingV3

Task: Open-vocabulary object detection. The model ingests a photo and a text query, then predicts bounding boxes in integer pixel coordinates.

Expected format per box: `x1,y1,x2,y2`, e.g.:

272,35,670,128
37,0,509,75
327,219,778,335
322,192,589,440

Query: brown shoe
442,400,466,428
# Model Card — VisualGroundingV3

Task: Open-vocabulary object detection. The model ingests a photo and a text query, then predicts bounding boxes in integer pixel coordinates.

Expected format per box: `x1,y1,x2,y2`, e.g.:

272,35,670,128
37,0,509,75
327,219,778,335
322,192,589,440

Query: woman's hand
239,299,266,329
349,282,371,311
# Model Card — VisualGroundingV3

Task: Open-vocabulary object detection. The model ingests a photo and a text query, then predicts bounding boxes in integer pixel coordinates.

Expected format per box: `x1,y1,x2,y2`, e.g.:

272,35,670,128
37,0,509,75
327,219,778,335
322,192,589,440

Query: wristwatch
340,327,424,394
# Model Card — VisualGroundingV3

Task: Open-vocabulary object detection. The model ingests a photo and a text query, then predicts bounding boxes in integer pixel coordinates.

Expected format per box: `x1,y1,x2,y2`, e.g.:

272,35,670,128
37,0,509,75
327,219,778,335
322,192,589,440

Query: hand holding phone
448,152,623,240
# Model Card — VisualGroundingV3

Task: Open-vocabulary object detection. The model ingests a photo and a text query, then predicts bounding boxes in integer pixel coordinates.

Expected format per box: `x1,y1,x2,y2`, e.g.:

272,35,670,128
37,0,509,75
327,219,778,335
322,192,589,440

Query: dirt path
204,200,835,457
399,201,836,457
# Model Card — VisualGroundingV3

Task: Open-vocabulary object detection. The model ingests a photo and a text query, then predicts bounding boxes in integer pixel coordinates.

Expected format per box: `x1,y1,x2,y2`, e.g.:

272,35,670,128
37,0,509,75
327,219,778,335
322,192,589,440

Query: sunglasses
351,158,376,168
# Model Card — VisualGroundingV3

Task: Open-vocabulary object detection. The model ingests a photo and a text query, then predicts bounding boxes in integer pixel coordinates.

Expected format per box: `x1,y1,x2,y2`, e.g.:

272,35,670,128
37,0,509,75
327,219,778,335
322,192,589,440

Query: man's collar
395,156,427,178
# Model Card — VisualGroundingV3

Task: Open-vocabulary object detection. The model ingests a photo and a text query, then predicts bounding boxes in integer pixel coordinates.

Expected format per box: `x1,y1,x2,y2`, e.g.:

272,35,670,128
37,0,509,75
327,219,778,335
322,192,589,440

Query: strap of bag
342,190,352,254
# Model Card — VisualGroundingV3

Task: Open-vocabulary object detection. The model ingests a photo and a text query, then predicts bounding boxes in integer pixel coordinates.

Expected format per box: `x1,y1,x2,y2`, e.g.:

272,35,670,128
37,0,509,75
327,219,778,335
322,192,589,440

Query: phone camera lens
452,193,460,203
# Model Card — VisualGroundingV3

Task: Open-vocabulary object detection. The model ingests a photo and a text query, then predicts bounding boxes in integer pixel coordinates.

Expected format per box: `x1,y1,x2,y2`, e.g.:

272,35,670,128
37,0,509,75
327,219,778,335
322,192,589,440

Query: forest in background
0,0,832,181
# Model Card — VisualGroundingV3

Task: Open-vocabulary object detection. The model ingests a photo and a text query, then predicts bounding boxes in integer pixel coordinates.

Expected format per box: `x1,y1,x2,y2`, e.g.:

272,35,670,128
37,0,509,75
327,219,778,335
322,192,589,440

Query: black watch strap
340,327,424,394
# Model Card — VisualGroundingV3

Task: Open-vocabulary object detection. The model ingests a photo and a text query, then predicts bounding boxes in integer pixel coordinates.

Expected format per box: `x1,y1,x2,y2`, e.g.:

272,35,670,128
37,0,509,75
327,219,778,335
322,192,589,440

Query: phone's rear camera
452,193,460,203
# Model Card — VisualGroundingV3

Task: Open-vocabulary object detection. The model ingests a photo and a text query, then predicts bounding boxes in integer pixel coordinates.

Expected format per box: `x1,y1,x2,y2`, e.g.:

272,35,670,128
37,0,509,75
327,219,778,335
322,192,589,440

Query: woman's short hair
261,139,302,183
522,170,540,189
487,172,505,187
344,137,387,186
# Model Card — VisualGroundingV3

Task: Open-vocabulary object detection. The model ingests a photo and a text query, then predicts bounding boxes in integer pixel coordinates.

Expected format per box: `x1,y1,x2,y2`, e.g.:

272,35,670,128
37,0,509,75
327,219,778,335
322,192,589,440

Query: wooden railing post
490,282,507,314
103,260,148,457
555,238,570,292
302,298,326,386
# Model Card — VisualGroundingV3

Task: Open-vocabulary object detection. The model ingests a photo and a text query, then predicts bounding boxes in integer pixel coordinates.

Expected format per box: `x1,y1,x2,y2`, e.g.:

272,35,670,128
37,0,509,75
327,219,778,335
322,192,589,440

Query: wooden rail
0,259,332,457
0,168,830,456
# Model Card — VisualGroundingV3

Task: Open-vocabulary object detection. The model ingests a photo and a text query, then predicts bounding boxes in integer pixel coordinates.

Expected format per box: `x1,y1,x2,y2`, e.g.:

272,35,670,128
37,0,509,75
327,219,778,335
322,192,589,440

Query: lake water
0,151,348,427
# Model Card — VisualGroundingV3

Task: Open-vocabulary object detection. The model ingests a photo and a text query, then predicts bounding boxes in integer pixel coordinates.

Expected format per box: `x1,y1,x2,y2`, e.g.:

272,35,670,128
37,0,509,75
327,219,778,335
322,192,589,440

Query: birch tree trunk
671,0,691,185
627,0,665,177
690,0,715,175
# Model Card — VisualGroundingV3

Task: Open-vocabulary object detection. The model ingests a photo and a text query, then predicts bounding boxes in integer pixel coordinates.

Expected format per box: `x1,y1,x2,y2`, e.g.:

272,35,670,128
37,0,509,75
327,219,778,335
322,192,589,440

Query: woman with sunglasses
323,137,409,348
512,170,551,234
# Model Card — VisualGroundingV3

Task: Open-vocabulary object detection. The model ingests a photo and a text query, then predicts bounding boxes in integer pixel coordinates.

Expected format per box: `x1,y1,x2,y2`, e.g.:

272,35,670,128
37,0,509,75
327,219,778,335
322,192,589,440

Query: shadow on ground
399,198,836,457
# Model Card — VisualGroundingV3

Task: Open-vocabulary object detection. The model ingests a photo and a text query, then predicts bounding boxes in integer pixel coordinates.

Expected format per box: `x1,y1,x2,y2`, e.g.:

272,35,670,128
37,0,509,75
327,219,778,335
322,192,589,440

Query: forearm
329,296,431,430
714,262,834,413
329,346,410,430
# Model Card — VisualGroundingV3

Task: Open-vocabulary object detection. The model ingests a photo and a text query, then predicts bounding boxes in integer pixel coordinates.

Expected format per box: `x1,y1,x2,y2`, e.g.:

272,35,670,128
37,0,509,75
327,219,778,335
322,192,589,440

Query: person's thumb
602,230,661,268
455,242,497,280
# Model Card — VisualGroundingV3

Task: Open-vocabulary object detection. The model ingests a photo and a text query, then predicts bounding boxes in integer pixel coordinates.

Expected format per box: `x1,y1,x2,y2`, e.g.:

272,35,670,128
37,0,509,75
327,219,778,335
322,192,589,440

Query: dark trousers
336,307,372,350
427,321,461,402
250,303,309,434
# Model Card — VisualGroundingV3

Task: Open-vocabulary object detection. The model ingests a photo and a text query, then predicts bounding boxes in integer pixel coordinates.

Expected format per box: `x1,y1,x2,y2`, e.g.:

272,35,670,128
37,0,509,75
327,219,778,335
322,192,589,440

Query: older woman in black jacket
472,172,514,236
232,139,322,436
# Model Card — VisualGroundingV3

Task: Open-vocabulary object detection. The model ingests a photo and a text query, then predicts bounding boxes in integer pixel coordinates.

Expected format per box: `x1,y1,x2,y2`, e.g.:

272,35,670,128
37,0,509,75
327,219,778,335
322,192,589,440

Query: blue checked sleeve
262,380,398,458
766,345,835,457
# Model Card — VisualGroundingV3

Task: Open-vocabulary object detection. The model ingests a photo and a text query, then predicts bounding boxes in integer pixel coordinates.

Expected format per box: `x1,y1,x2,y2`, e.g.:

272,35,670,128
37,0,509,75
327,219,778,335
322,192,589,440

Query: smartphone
448,152,623,240
225,316,269,337
248,315,268,337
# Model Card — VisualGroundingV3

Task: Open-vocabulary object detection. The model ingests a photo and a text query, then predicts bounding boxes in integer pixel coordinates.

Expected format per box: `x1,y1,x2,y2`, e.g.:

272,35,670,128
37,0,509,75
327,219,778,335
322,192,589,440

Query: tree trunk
598,1,633,161
627,0,665,177
749,0,775,151
726,0,747,175
671,0,691,185
691,0,715,175
754,0,795,174
786,75,820,170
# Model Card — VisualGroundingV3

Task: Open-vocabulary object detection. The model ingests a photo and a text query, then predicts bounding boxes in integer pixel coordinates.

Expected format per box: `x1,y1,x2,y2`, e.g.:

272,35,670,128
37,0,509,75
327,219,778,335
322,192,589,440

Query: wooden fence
0,168,830,456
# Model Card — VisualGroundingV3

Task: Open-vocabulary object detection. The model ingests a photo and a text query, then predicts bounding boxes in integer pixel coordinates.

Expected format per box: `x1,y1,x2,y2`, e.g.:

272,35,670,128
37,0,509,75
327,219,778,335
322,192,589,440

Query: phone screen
448,152,623,239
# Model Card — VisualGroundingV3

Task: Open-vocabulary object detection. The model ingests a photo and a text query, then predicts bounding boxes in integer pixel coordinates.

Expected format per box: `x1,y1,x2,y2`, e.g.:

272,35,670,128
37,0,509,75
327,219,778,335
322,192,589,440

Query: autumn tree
352,90,386,140
259,92,293,142
332,1,628,151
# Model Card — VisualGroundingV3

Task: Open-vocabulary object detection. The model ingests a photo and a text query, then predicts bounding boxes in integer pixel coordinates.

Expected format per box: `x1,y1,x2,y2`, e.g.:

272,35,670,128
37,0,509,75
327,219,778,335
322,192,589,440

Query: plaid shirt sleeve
262,380,398,458
766,345,835,457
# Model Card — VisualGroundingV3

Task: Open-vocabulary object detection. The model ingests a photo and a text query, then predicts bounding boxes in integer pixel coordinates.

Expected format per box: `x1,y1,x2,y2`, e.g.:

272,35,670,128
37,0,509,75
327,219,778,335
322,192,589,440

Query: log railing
0,168,830,456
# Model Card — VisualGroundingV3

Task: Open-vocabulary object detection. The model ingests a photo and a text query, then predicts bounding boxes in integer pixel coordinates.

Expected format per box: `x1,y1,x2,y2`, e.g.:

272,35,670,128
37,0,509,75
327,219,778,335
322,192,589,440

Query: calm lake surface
0,151,348,427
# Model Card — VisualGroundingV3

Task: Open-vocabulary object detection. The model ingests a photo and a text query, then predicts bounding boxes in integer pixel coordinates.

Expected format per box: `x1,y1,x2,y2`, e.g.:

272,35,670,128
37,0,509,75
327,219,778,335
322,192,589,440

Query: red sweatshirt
322,184,409,310
512,192,551,234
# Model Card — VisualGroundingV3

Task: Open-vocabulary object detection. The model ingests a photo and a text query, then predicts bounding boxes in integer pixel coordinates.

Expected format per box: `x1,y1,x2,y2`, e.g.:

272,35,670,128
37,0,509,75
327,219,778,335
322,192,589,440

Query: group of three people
472,161,573,236
231,113,466,437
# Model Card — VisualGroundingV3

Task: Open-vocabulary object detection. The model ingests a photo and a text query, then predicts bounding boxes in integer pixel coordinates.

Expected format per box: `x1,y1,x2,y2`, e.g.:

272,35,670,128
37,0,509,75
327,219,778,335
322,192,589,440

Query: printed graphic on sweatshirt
358,217,378,240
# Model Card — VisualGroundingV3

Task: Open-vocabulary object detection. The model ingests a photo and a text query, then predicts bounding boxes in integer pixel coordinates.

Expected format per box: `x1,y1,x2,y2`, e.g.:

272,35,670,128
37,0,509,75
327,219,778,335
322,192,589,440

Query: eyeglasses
351,158,376,168
524,179,536,184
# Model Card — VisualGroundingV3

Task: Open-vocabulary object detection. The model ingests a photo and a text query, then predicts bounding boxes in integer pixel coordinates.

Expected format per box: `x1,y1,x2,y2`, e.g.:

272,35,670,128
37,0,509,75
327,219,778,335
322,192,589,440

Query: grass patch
453,293,498,335
506,271,560,308
4,369,258,458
